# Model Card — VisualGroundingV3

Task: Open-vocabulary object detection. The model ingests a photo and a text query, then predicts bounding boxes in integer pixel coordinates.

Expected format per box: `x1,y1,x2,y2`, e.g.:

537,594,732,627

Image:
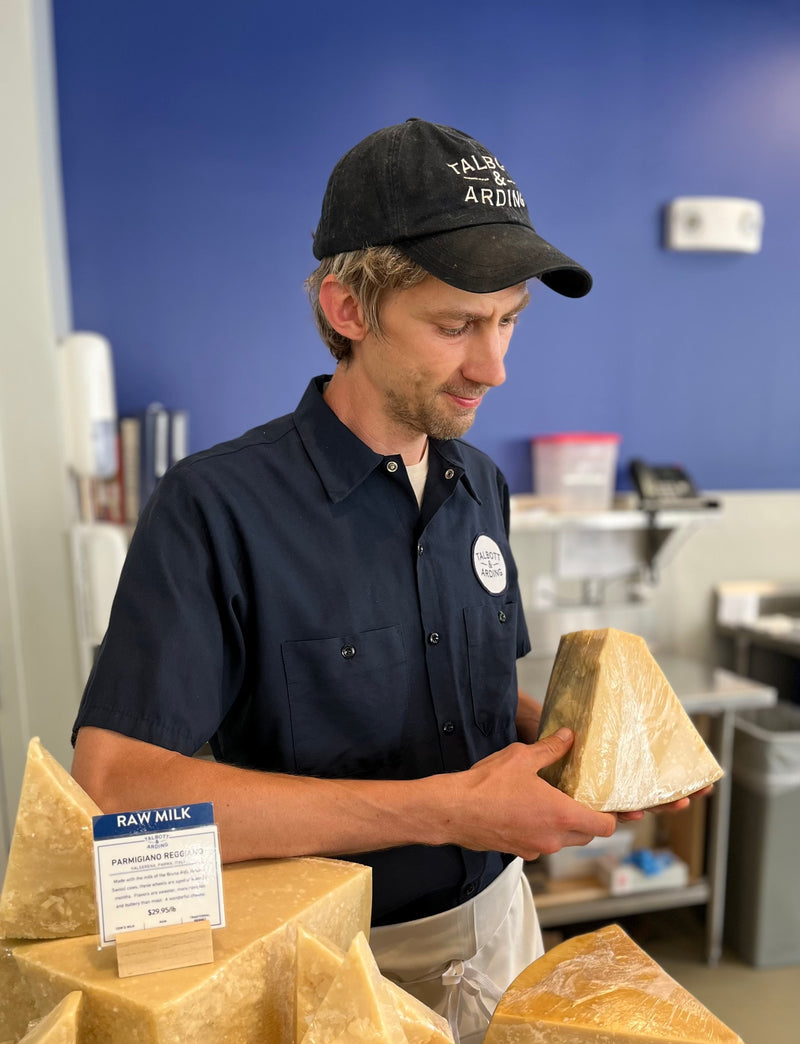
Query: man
71,119,683,1042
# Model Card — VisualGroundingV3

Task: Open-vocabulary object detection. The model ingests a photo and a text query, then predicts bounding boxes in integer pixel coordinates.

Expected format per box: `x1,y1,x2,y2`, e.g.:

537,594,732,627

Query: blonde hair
305,246,429,361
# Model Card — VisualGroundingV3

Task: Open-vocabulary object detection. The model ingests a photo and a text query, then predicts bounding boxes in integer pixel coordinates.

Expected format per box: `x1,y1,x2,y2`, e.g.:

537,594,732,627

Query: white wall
0,0,81,875
651,490,800,660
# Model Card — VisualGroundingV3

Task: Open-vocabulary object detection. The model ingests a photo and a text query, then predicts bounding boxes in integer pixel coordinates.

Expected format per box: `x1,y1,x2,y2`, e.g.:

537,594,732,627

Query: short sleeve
72,462,247,754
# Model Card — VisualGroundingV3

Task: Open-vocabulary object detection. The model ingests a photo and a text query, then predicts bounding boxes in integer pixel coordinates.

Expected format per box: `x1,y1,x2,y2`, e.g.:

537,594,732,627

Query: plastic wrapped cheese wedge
295,925,453,1044
0,738,101,938
7,858,370,1044
537,628,723,811
300,931,407,1044
17,991,83,1043
484,924,744,1043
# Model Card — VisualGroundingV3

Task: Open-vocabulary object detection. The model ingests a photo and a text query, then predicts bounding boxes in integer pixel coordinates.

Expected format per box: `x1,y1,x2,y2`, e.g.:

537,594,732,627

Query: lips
444,385,488,408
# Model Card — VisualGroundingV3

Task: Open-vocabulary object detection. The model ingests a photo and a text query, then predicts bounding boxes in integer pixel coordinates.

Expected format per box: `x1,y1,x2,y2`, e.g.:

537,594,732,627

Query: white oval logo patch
471,534,507,595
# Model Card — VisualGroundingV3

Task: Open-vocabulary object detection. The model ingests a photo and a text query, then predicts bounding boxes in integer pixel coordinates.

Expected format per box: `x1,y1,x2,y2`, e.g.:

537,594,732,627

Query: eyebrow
427,289,531,324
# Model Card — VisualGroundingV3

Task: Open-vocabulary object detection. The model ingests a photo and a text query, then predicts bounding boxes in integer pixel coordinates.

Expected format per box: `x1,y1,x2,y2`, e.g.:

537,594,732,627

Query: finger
531,727,574,769
647,796,691,814
554,794,617,838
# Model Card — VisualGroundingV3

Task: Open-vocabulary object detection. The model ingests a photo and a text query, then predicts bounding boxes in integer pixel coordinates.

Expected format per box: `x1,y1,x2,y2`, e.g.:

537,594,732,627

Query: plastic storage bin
531,432,621,511
725,702,800,967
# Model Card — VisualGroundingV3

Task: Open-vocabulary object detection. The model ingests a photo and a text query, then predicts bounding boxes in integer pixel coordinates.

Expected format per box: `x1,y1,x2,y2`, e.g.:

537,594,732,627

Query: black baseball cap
313,118,592,298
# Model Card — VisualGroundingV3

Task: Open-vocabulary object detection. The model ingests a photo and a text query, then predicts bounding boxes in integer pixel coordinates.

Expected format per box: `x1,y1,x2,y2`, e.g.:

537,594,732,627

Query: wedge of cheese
484,924,744,1043
537,628,723,811
17,991,83,1043
0,942,38,1042
7,858,370,1044
300,931,407,1044
0,738,101,938
296,926,453,1044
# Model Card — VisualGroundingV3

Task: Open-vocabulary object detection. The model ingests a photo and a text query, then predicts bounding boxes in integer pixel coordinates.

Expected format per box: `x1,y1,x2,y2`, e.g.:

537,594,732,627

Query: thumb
533,727,574,770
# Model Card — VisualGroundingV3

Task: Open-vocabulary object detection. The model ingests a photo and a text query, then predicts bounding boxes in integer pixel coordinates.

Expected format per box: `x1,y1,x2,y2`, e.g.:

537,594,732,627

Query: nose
463,326,507,389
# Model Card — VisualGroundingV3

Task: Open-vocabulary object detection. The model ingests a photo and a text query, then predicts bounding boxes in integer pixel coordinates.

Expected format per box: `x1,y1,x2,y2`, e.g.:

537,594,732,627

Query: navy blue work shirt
73,376,531,924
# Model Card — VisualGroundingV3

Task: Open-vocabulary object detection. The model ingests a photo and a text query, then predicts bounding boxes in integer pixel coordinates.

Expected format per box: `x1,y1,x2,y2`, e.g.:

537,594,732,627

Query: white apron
370,858,544,1044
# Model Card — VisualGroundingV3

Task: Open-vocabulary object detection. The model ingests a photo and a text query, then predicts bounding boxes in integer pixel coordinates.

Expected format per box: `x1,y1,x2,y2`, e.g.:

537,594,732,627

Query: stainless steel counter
516,651,777,964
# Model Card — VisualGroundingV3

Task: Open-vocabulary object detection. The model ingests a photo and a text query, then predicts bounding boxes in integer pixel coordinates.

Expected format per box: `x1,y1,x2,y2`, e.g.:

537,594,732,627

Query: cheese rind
0,738,101,938
484,924,744,1043
8,858,371,1044
18,991,83,1043
537,629,723,811
295,926,453,1044
300,931,407,1044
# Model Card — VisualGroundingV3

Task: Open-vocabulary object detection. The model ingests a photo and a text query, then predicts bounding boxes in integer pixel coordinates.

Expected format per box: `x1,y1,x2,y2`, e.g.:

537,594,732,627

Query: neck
323,367,428,466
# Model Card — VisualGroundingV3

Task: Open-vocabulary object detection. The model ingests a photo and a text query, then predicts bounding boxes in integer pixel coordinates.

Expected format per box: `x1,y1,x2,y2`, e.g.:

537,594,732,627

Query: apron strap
402,956,504,1043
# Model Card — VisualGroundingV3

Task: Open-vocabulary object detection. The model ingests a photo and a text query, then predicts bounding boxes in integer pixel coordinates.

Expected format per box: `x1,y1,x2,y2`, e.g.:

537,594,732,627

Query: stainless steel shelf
509,502,723,578
509,502,723,533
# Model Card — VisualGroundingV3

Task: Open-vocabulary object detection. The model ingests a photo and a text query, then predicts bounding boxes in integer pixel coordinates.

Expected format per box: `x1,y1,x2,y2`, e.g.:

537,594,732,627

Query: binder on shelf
119,415,141,523
140,402,170,508
91,404,189,524
169,408,189,467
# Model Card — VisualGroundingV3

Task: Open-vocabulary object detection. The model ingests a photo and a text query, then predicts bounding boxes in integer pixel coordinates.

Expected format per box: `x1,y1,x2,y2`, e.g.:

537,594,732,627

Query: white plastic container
542,827,636,880
531,432,621,511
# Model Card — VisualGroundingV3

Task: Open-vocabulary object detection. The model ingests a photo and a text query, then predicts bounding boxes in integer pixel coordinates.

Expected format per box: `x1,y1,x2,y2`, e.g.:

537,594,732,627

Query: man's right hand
446,729,618,862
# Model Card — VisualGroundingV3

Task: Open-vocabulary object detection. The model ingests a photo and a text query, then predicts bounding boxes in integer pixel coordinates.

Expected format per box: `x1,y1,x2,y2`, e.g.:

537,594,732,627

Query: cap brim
398,222,593,297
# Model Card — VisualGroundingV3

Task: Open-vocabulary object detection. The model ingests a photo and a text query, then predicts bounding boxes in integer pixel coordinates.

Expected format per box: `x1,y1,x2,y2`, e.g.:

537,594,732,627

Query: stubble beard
385,383,484,441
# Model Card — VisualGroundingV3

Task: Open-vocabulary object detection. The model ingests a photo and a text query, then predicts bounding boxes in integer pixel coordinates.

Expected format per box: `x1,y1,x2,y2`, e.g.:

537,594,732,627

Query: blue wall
52,0,800,493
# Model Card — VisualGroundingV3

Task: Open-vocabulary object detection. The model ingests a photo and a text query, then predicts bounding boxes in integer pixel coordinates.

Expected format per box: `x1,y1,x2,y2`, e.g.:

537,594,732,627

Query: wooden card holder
116,919,214,978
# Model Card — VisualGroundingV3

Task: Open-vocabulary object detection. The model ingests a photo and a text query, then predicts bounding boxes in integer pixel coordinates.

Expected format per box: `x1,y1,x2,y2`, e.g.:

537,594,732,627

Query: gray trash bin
725,702,800,967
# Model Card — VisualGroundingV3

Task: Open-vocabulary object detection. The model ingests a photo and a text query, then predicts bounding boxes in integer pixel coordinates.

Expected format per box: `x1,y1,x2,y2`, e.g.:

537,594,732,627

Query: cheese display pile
537,628,724,811
483,924,744,1043
2,738,451,1044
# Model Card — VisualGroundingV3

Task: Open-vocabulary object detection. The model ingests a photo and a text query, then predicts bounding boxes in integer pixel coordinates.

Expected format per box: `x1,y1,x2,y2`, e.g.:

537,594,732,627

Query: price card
92,802,225,946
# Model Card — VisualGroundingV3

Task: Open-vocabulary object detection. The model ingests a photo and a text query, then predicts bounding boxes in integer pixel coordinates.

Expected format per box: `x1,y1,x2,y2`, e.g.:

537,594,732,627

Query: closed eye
439,322,472,337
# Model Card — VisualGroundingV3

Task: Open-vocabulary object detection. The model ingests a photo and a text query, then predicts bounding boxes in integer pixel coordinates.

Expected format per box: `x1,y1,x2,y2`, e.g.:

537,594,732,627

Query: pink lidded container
531,432,621,511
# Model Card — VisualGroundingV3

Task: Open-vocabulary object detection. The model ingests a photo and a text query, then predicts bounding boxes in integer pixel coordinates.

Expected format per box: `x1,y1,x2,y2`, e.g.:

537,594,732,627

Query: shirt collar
293,376,481,505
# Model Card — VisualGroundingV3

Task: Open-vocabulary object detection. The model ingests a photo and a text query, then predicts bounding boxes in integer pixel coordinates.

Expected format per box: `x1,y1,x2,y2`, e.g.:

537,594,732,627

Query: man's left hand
616,785,715,821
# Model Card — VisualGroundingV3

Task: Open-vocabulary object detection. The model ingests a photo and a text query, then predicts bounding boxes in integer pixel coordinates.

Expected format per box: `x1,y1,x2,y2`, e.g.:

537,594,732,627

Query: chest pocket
464,601,520,737
282,625,409,778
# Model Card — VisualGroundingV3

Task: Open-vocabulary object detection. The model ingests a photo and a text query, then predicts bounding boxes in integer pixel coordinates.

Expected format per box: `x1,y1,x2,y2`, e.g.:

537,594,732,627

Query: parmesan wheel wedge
0,738,100,938
484,924,744,1043
295,926,453,1044
537,628,723,811
300,931,407,1044
0,942,38,1042
18,991,83,1043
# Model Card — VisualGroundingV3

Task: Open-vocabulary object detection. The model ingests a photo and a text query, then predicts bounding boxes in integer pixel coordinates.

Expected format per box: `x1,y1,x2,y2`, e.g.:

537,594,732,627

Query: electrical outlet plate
664,196,763,253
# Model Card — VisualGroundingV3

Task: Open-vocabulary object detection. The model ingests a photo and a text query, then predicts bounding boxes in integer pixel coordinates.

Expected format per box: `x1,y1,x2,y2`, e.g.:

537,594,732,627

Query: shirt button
428,632,440,645
417,545,424,556
386,460,399,473
498,610,507,623
442,720,455,734
464,881,478,898
444,468,455,480
340,644,356,659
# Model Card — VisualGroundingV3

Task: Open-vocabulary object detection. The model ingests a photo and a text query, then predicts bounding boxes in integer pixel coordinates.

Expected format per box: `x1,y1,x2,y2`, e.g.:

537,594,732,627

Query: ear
318,275,368,343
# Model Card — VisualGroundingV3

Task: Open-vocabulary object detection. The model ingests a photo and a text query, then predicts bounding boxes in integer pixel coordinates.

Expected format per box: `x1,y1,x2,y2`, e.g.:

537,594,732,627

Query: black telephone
629,459,717,511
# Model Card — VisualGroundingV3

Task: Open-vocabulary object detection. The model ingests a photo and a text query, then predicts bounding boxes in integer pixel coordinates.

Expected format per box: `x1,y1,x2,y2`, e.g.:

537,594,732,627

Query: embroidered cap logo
445,153,527,211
